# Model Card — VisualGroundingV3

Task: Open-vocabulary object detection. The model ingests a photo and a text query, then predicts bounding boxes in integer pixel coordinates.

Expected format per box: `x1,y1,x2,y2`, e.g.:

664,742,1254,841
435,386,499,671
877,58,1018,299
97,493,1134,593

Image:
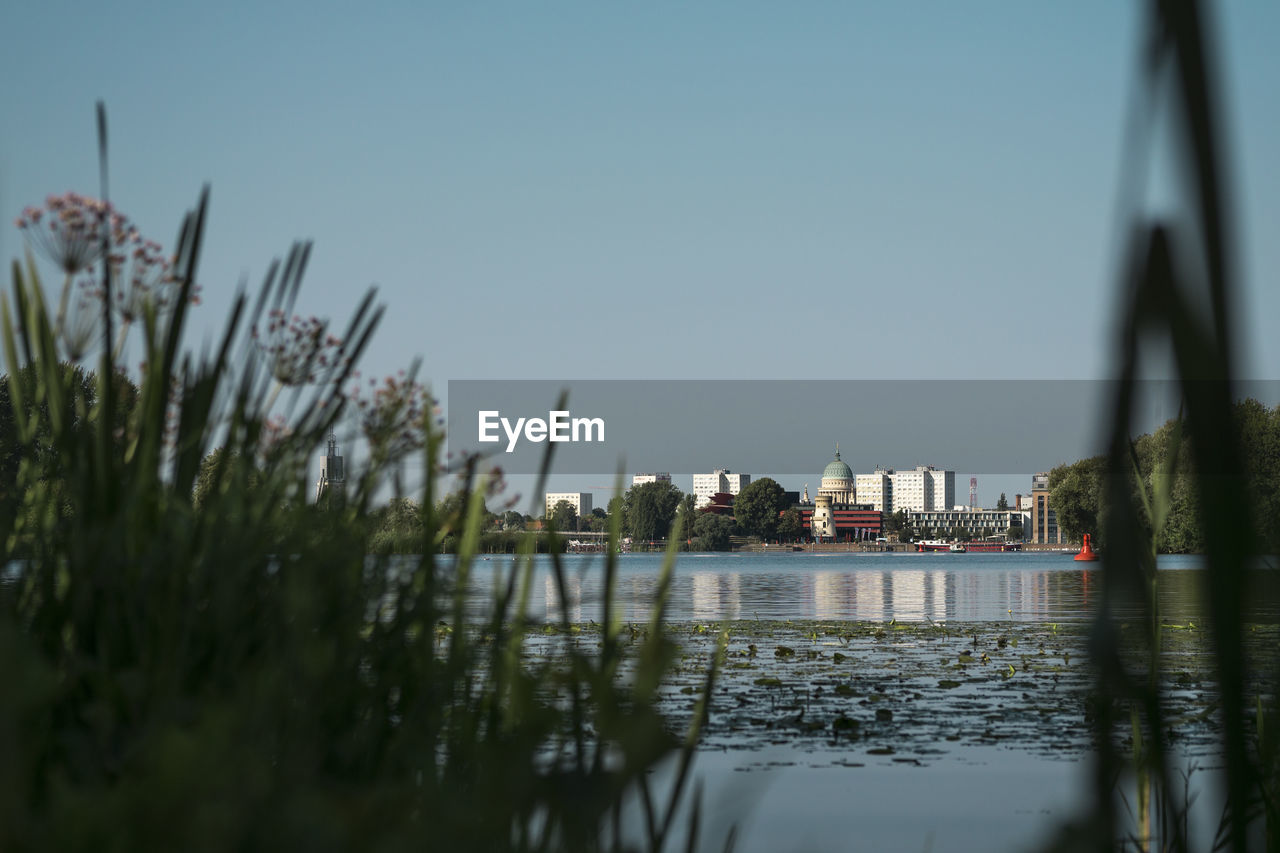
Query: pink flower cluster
254,310,347,386
15,192,119,275
348,371,432,462
16,192,201,357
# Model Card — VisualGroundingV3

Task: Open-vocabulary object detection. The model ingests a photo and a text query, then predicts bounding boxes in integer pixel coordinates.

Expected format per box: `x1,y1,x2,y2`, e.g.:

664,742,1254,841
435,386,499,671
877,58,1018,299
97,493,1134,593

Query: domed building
801,445,883,543
818,445,855,504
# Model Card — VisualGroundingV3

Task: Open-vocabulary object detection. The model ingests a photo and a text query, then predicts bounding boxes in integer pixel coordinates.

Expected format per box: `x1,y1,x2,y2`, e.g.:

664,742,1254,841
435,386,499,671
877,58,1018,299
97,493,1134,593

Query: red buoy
1074,533,1099,562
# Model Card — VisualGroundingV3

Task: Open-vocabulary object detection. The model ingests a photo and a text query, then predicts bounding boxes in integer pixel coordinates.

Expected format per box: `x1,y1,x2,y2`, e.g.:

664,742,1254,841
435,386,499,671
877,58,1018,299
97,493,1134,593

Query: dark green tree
1049,457,1105,544
692,512,734,551
996,492,1009,510
623,480,682,541
777,508,804,542
731,477,787,538
549,499,578,532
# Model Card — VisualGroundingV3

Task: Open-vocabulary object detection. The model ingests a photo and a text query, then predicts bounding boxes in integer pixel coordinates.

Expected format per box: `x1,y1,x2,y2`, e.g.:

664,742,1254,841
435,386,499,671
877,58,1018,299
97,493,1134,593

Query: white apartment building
692,469,751,509
890,467,931,513
854,469,893,513
886,466,955,513
544,492,593,518
631,472,672,487
927,468,955,511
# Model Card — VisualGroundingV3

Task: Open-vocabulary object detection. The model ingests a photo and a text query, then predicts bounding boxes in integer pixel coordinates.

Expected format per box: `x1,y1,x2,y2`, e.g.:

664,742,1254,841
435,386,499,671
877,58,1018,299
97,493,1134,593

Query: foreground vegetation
0,128,721,851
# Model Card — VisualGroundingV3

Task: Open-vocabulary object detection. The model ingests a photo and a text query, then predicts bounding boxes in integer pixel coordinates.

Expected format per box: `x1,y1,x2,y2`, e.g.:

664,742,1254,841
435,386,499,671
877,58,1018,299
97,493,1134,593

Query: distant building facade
632,472,672,487
545,492,593,518
693,469,750,509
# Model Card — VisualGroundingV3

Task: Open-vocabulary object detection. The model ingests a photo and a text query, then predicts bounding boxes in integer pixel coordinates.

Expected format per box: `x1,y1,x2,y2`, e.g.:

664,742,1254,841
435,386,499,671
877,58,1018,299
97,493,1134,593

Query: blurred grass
1049,1,1277,851
0,158,720,849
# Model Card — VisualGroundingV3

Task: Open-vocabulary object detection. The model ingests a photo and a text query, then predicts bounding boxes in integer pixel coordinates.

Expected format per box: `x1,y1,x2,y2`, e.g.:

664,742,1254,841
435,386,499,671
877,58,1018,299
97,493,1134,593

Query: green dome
822,450,853,482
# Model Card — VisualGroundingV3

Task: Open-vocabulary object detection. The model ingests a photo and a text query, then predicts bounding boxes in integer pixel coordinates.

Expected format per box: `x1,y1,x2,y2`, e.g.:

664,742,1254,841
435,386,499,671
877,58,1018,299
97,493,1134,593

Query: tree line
1048,398,1280,553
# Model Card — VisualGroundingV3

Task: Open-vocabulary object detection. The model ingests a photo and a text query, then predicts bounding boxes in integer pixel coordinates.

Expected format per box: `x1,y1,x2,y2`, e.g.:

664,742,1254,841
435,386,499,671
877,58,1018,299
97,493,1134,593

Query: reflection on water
474,552,1280,624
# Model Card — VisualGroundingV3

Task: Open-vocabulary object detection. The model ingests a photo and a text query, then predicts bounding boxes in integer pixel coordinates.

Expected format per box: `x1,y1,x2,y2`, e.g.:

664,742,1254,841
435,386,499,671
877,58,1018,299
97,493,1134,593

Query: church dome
822,451,853,482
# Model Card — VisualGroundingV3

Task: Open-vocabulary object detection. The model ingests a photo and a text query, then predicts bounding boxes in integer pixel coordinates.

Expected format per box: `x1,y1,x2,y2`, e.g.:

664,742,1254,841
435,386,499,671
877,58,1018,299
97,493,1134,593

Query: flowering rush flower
15,192,120,276
348,372,432,462
253,310,347,386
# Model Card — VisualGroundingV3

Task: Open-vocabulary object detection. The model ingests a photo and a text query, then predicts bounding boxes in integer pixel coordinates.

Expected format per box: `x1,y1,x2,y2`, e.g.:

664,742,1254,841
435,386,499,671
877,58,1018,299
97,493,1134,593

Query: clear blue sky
2,2,1277,506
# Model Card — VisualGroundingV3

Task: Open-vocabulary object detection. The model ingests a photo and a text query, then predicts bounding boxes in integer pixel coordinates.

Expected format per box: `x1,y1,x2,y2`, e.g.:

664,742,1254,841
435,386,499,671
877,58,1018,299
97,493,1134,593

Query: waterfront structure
545,491,593,518
1030,472,1064,544
905,508,1025,540
693,469,750,509
315,434,345,503
632,472,671,486
855,469,893,513
817,447,856,504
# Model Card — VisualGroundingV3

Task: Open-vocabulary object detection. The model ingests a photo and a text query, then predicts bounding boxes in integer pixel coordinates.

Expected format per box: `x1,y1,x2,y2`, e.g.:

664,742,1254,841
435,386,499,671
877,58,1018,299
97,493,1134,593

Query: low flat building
632,472,672,486
905,507,1025,540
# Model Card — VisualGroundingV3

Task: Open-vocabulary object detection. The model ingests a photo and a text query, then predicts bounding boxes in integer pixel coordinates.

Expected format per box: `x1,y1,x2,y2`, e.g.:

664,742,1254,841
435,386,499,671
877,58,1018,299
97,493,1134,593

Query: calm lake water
464,550,1279,625
461,550,1275,852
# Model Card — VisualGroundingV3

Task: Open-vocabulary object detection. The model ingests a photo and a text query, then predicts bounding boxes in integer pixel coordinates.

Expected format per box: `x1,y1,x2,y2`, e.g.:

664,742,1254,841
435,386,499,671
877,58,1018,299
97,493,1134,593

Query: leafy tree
777,508,804,542
732,477,787,538
1049,457,1105,544
549,499,578,532
623,480,682,541
673,492,698,542
368,497,425,553
692,512,734,551
996,493,1009,510
885,509,909,534
1007,524,1024,541
607,495,627,534
192,446,264,510
502,510,525,531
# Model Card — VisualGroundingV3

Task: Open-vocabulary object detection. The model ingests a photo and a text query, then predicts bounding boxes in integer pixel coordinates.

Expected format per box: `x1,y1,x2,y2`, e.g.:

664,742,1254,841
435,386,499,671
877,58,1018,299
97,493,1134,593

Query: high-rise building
886,466,954,513
692,469,750,509
1029,473,1063,544
927,468,955,511
890,467,931,512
